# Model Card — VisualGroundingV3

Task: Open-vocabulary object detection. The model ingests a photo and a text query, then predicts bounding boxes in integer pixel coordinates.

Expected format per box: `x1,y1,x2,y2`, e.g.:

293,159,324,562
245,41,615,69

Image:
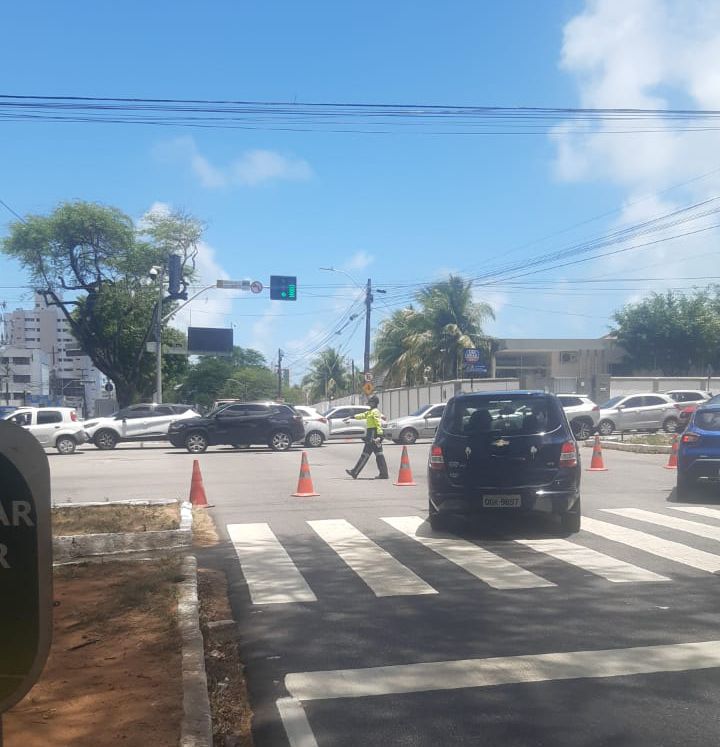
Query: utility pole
156,269,164,404
351,359,356,395
364,278,372,373
277,348,284,400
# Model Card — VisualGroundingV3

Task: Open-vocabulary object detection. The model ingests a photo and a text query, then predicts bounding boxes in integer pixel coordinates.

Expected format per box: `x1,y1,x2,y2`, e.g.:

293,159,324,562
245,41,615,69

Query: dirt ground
197,567,255,747
3,558,183,747
52,502,180,535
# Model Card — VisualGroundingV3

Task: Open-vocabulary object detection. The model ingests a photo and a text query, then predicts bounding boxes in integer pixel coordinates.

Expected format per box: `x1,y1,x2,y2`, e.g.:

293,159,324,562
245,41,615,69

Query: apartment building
1,295,105,415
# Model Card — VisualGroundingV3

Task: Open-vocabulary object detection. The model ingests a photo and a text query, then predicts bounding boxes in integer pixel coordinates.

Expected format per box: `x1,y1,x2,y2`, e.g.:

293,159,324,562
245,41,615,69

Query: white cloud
343,250,375,272
155,136,313,189
551,0,720,292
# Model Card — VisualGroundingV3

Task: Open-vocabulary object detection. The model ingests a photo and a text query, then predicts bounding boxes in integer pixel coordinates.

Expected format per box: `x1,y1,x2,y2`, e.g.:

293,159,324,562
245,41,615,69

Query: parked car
665,390,713,404
324,405,372,439
676,403,720,498
556,394,600,440
168,401,305,453
2,406,88,454
83,403,199,449
294,405,330,447
667,391,714,429
596,393,680,436
428,391,581,533
385,403,446,445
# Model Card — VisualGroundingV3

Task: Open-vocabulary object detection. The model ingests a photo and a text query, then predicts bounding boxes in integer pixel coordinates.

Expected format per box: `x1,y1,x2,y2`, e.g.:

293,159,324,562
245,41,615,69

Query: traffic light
168,254,184,297
270,275,297,301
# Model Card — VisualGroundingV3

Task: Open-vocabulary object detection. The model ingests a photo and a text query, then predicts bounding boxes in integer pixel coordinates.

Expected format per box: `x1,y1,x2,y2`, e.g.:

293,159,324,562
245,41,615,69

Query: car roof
454,390,548,399
696,403,720,413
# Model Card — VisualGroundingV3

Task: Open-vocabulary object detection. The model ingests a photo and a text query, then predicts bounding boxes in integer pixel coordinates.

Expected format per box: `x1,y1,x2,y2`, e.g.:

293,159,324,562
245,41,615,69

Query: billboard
187,327,233,356
462,348,488,376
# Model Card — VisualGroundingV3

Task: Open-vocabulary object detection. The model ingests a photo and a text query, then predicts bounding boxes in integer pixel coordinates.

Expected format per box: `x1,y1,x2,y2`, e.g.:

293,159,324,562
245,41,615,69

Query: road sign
364,372,374,383
216,279,245,289
0,421,53,716
250,280,263,294
362,382,374,396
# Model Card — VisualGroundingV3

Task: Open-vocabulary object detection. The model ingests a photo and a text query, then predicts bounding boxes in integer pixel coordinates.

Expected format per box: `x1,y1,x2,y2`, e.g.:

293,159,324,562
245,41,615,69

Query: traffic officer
345,395,389,479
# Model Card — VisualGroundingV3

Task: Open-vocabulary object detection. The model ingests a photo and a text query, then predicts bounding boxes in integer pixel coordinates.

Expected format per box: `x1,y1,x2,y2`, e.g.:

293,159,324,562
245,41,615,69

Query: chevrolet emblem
492,439,510,447
465,446,472,459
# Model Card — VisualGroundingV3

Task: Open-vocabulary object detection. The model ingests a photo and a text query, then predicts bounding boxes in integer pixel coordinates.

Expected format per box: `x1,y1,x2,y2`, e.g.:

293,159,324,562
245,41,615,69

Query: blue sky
2,1,720,381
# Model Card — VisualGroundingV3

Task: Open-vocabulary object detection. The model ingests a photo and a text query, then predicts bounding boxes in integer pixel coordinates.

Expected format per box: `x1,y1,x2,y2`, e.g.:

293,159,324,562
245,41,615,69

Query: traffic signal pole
277,348,284,400
156,269,163,404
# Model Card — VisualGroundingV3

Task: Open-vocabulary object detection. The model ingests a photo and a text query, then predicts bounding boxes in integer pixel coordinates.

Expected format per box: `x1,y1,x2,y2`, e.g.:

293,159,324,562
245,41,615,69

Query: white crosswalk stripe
308,519,437,597
515,536,668,583
670,506,720,521
382,515,555,589
582,516,720,573
603,508,720,543
227,523,317,605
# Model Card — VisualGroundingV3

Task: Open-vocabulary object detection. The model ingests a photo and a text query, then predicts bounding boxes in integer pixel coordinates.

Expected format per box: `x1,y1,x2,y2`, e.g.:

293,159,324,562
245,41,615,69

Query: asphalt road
50,440,720,746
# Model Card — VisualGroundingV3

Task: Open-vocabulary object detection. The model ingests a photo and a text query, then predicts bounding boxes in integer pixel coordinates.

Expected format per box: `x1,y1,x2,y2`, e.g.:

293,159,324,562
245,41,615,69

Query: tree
175,347,274,407
2,201,202,406
374,275,495,385
301,348,351,403
612,288,720,375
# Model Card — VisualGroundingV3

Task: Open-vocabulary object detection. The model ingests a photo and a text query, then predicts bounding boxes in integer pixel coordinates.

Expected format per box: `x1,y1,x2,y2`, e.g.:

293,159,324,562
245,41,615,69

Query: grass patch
52,502,180,536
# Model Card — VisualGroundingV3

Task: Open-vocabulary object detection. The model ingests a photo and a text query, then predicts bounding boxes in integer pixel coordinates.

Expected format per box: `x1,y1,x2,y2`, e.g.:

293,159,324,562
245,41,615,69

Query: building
492,337,625,402
1,295,105,415
0,346,51,406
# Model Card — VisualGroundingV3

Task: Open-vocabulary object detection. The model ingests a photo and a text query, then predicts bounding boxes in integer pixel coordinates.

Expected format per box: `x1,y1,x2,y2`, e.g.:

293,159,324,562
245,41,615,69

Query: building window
13,375,31,383
12,357,31,365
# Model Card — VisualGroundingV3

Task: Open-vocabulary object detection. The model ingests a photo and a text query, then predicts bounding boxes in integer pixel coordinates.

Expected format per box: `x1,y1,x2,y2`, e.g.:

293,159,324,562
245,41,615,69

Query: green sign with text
0,421,53,716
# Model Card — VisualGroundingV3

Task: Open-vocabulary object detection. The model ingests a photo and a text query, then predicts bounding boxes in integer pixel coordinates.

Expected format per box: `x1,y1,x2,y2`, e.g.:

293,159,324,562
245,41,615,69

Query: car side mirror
616,404,625,410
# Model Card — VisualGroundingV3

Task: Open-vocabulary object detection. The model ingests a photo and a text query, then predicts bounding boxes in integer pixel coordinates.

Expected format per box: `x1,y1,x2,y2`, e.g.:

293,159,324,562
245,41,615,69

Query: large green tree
176,347,275,407
374,275,495,385
301,348,352,403
2,201,202,406
612,288,720,375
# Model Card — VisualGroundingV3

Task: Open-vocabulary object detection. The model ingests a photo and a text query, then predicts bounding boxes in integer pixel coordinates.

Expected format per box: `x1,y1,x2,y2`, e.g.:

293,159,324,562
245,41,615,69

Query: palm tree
301,348,351,403
374,275,494,383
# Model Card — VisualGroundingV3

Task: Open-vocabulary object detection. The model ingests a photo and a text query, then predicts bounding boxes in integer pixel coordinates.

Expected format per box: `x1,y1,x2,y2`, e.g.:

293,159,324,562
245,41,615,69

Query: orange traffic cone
587,435,608,472
394,445,417,486
292,451,319,497
189,459,209,507
664,435,679,470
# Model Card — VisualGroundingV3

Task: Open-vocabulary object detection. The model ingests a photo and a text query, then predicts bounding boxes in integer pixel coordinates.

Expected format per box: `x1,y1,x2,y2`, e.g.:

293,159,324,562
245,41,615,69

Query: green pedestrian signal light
270,275,297,301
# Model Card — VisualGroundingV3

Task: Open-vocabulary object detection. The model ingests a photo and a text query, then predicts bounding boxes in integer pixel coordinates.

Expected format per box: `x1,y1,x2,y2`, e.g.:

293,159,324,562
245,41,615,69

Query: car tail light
559,441,577,468
592,406,599,412
682,432,700,443
319,417,328,424
70,411,78,421
429,446,445,471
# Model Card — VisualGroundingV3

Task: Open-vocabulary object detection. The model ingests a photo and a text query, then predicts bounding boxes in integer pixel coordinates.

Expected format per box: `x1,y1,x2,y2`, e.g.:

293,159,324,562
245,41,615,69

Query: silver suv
556,394,600,440
597,393,680,436
385,403,446,444
3,406,89,454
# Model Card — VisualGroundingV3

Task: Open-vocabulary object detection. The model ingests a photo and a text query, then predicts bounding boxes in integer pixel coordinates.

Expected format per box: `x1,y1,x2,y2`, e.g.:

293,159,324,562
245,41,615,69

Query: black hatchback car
168,401,305,453
428,391,581,533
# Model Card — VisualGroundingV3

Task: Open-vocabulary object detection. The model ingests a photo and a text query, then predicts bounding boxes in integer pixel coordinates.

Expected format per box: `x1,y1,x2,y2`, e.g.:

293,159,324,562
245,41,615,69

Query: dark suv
168,402,305,453
428,391,581,533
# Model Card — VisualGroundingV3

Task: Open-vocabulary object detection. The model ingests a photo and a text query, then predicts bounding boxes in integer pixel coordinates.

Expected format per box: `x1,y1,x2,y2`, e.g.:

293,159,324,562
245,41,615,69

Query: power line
0,198,26,223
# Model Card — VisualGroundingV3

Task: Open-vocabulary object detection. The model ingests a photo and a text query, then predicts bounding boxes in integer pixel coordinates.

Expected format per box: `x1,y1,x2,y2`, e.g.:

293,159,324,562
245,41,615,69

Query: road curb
582,439,672,454
52,500,193,563
179,555,213,747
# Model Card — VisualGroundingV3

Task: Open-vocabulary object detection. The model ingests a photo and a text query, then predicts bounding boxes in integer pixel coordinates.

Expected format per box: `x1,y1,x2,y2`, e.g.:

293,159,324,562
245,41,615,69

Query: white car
665,390,713,404
3,406,89,454
323,405,388,439
83,402,200,449
556,394,600,440
294,405,330,447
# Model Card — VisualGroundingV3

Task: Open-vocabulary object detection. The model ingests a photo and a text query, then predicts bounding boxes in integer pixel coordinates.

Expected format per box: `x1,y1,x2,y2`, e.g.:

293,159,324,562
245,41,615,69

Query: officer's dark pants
347,428,389,479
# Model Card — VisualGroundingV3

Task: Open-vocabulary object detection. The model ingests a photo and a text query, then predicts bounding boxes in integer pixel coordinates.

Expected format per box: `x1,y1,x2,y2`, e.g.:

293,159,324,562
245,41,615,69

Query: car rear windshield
695,410,720,431
443,394,562,436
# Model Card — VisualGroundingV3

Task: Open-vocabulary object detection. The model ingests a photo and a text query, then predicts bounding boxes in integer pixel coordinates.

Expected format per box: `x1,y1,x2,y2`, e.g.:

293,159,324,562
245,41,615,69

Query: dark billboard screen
187,327,233,355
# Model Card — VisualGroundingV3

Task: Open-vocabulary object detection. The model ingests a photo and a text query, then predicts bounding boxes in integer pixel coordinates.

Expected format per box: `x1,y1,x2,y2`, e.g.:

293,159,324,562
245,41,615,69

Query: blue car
677,403,720,498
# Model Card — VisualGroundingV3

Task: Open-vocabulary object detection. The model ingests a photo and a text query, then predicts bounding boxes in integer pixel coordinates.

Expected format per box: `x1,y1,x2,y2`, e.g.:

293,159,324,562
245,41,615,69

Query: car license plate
482,495,521,508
